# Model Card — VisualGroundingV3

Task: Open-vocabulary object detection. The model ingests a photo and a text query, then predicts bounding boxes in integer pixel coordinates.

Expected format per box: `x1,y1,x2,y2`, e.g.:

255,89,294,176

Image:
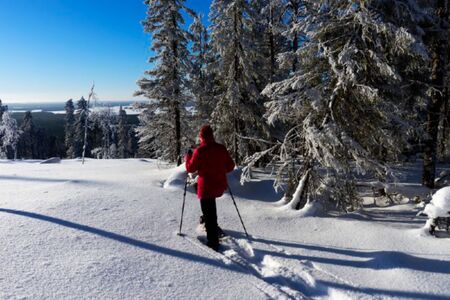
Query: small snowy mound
424,186,450,218
40,157,61,164
279,200,322,217
276,170,321,216
422,186,450,235
163,163,187,189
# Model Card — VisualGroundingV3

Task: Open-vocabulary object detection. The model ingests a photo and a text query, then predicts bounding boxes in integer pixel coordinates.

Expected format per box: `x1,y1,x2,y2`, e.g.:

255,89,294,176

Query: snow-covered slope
0,159,449,299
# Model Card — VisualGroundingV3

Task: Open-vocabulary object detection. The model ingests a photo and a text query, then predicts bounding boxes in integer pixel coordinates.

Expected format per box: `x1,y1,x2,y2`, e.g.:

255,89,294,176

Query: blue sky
0,0,211,103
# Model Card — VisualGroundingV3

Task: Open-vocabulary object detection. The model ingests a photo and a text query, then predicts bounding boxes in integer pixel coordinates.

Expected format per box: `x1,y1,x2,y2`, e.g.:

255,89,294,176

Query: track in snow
181,232,364,299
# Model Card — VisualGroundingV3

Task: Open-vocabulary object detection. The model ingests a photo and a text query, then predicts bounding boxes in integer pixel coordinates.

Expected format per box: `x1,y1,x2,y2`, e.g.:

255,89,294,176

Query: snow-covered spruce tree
127,126,138,158
0,99,7,119
73,97,90,158
437,31,450,162
280,0,308,73
81,84,97,163
258,0,430,211
64,99,76,158
255,0,289,84
135,0,193,164
17,111,36,159
422,0,449,188
103,109,118,159
0,99,8,151
90,107,118,159
189,14,215,125
117,107,129,158
209,0,269,164
0,111,21,160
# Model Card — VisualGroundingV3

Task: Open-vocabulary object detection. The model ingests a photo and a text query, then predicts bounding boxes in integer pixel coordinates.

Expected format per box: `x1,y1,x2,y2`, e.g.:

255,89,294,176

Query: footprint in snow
260,255,317,290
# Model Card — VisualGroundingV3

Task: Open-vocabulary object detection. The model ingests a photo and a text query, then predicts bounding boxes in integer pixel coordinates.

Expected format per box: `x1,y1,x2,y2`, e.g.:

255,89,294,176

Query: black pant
200,198,219,247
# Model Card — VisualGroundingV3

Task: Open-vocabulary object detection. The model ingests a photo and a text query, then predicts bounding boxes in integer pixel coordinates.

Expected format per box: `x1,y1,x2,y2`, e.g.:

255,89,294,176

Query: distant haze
6,100,143,113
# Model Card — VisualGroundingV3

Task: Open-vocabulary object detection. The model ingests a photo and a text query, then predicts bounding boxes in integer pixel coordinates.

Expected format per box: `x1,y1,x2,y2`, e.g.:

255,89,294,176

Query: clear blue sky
0,0,211,103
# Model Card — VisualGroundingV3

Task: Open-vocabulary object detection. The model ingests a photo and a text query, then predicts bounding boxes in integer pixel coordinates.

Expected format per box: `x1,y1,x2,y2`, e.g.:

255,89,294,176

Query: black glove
186,149,193,156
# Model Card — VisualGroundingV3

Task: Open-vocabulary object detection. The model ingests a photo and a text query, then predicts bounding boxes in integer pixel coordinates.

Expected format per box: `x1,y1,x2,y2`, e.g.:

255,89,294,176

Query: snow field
0,160,264,299
0,159,449,299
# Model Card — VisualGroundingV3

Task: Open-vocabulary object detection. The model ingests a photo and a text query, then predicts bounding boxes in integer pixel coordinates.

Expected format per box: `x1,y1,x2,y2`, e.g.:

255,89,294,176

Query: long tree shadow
319,280,450,300
225,230,450,275
258,247,450,274
225,231,450,299
0,176,103,185
0,208,243,274
248,235,450,274
333,209,427,226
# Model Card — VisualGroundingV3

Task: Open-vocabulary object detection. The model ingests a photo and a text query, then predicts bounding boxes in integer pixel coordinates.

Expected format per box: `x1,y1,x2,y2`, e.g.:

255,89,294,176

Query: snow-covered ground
1,159,449,299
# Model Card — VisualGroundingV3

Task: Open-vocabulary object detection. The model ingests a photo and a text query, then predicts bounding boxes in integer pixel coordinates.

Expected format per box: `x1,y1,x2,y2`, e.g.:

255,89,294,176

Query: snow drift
163,163,187,189
424,186,450,218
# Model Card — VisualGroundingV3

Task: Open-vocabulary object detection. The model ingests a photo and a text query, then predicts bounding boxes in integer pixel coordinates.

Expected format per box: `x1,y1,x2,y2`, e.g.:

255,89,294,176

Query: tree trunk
233,6,240,165
295,168,311,210
234,117,239,164
282,157,298,203
175,102,182,166
292,1,299,73
423,0,448,188
439,87,449,161
269,0,276,83
171,11,182,166
82,109,89,164
287,167,311,210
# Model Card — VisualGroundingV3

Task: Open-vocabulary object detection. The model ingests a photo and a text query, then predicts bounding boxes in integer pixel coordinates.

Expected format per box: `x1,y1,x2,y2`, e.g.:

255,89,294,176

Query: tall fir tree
422,0,449,188
252,0,287,85
281,0,307,73
437,31,450,162
135,0,193,164
90,108,117,159
74,97,90,158
209,0,268,164
259,0,429,210
64,99,76,158
17,111,36,159
34,128,51,159
0,99,7,119
127,126,138,158
0,99,8,151
117,106,129,158
0,111,21,160
189,14,214,125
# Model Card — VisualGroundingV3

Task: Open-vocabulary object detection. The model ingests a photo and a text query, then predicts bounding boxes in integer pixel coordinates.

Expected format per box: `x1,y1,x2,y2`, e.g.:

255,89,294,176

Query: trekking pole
228,185,249,238
177,175,189,236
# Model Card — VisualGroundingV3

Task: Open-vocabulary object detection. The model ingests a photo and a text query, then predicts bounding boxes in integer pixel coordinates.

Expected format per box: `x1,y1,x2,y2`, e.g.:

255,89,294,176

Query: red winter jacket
185,126,235,199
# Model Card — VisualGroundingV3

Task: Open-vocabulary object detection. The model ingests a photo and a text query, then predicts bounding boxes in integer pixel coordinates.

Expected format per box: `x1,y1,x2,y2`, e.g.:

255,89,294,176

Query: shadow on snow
0,208,245,275
226,230,450,299
0,175,104,185
249,234,450,275
3,208,448,299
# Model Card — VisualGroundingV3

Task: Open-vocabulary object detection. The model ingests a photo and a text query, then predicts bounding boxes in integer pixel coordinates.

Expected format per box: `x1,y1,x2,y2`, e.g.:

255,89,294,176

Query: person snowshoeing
185,124,235,251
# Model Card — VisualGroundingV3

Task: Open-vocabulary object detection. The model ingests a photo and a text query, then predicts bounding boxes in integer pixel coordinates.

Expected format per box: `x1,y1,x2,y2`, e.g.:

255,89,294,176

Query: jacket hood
200,125,215,144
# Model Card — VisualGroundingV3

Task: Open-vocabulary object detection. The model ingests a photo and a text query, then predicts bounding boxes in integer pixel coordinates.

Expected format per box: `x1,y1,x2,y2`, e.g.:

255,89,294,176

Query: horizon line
2,99,149,104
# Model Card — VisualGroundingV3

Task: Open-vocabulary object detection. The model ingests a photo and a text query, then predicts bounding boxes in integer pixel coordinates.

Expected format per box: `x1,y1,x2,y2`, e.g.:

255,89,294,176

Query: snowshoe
196,234,220,251
217,226,227,239
198,215,227,239
206,240,220,252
